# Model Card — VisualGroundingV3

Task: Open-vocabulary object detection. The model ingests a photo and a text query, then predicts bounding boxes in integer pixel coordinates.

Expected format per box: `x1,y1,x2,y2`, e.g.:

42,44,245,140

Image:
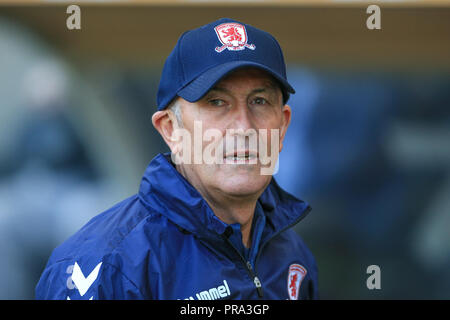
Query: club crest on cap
214,22,256,53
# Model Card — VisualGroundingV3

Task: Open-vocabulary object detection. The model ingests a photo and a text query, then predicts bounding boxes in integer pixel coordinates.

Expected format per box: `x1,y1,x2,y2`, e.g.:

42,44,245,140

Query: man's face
173,68,291,200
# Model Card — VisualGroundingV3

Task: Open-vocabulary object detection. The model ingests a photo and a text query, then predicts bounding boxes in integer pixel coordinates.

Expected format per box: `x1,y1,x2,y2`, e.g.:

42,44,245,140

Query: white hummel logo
67,296,93,300
184,280,231,300
71,261,102,297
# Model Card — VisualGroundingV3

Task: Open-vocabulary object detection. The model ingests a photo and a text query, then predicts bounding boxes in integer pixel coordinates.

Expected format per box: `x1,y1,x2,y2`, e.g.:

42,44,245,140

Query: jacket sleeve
308,257,319,300
35,259,145,300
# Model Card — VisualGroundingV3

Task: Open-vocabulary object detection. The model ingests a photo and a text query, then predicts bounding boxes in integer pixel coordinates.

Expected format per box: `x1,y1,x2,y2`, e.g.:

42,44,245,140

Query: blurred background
0,0,449,299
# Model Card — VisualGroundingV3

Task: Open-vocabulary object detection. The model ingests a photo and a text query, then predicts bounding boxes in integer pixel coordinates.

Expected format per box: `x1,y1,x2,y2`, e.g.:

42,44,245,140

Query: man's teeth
226,154,256,160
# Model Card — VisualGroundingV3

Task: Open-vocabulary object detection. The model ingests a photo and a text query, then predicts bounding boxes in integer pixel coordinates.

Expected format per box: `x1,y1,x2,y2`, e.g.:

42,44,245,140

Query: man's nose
226,101,258,153
231,101,254,131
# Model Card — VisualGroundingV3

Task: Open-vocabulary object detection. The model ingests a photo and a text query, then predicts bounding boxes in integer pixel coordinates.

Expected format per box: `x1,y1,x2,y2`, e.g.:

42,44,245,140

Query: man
36,18,318,300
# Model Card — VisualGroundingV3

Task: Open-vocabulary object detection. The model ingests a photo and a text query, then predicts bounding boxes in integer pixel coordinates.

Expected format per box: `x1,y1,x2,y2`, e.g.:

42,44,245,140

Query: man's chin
216,175,270,198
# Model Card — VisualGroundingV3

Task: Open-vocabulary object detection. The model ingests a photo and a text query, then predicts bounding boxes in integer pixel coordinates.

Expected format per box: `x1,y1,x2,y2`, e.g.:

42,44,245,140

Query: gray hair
167,98,183,127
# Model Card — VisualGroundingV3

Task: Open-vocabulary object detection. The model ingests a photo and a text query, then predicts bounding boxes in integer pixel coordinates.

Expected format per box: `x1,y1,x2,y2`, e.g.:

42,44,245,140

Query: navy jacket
36,153,318,300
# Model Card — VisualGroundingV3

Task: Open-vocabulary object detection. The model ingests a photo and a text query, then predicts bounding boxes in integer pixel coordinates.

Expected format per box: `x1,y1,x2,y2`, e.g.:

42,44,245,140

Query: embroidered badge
287,264,307,300
214,22,256,53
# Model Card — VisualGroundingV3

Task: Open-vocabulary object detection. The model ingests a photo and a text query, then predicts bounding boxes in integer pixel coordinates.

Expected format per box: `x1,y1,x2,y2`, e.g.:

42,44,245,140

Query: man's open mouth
224,150,258,163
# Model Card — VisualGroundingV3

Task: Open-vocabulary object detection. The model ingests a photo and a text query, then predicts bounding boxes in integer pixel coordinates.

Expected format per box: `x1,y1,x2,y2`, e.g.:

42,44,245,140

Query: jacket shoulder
285,229,319,299
49,195,150,263
36,194,163,299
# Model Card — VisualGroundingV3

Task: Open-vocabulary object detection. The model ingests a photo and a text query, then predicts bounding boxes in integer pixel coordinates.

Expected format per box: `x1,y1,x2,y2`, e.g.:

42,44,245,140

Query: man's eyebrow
264,79,282,92
251,82,280,96
208,84,279,95
251,88,271,94
208,86,229,94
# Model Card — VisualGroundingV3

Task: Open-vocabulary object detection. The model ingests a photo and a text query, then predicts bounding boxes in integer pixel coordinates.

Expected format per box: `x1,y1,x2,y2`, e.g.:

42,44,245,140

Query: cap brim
177,61,295,103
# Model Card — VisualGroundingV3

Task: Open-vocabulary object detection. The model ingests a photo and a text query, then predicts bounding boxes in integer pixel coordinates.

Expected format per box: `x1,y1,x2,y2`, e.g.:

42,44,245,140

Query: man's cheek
202,128,224,165
258,128,279,176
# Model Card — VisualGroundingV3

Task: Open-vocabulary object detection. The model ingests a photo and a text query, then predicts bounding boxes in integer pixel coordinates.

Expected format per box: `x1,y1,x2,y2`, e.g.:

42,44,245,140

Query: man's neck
175,164,260,247
204,194,257,248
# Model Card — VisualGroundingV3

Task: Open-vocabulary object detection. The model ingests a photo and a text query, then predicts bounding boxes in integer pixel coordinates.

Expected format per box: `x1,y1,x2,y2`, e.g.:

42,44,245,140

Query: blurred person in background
0,19,111,299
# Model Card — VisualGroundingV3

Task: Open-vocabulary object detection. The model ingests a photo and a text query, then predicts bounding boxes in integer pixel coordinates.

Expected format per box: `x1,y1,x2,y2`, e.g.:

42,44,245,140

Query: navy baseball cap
156,18,295,111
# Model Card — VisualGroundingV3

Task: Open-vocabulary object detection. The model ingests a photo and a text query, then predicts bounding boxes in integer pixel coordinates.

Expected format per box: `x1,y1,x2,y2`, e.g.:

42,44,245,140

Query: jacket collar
138,153,311,238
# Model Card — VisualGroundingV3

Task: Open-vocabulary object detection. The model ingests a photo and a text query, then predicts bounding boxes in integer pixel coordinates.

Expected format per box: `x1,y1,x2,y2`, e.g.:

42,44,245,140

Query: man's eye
251,97,268,105
208,99,226,107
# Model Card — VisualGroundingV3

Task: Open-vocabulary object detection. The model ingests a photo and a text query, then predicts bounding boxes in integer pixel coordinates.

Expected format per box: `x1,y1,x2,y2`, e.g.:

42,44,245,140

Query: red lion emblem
289,273,299,298
222,26,243,42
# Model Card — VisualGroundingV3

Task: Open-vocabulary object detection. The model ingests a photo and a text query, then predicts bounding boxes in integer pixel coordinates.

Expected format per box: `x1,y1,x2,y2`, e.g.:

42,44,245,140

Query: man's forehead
209,68,282,94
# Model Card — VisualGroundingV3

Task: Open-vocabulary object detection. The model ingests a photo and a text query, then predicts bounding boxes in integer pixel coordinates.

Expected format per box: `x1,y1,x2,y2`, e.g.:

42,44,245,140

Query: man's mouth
224,150,258,163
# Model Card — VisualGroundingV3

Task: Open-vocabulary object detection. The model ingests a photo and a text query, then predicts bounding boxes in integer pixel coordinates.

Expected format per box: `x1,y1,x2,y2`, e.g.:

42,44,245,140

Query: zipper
246,261,263,297
223,235,264,298
217,204,311,299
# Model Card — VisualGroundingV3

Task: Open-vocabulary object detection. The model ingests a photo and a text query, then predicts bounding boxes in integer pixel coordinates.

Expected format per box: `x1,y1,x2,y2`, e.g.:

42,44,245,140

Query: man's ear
279,104,292,153
152,109,180,153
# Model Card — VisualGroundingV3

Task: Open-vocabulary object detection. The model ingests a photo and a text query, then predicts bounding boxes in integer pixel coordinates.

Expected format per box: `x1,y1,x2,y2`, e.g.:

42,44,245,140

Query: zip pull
222,234,264,298
253,276,262,290
246,261,264,298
